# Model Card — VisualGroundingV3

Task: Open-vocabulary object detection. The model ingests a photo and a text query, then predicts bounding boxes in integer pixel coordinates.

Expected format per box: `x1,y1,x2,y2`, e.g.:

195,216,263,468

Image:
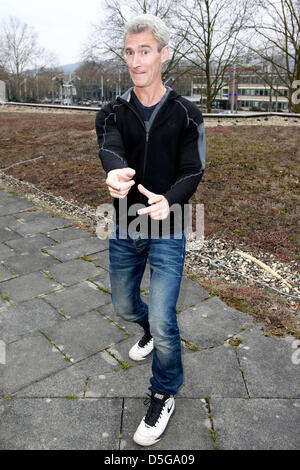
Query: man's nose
131,53,141,68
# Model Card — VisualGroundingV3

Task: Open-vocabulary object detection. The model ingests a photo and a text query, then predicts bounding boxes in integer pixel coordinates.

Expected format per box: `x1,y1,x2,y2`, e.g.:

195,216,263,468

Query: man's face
125,30,169,89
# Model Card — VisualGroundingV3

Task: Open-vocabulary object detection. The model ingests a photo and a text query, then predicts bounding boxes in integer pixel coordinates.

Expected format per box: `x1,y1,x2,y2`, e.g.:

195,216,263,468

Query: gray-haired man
95,14,205,446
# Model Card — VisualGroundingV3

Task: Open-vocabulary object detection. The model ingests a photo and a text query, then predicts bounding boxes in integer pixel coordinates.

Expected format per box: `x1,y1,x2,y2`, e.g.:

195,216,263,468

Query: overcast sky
1,0,103,65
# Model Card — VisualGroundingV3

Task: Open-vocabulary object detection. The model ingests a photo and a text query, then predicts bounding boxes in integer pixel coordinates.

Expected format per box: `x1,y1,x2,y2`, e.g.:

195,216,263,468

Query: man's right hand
106,168,136,199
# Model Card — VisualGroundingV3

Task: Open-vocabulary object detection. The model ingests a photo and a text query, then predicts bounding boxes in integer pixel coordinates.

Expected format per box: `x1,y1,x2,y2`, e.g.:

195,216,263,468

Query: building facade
192,65,289,111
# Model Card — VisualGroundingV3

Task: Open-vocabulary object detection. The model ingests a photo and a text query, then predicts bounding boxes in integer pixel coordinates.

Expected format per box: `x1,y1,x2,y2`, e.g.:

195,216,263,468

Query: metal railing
1,100,300,119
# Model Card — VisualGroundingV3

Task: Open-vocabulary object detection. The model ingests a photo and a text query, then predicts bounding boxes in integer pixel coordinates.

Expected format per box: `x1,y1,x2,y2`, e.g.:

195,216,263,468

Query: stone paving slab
0,198,34,216
42,310,127,362
10,215,71,236
5,233,54,253
46,226,92,243
91,250,110,270
90,271,111,291
0,398,123,450
0,264,16,282
45,237,109,262
0,227,22,242
13,209,58,222
46,258,105,286
0,298,63,343
0,243,16,260
44,281,111,317
1,332,68,395
210,398,300,450
121,398,213,450
235,325,300,398
14,350,120,398
0,190,32,205
105,338,153,368
3,252,57,275
177,277,210,311
0,271,61,303
0,214,19,228
178,296,254,348
0,294,9,309
85,360,152,399
178,346,247,398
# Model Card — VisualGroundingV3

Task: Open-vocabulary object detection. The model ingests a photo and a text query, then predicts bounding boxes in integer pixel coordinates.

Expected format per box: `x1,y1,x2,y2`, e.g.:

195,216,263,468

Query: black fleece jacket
95,86,206,235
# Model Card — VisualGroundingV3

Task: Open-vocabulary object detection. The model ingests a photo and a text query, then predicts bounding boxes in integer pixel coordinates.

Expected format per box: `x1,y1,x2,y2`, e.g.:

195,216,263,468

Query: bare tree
82,0,191,82
177,0,254,112
242,0,300,112
0,16,43,101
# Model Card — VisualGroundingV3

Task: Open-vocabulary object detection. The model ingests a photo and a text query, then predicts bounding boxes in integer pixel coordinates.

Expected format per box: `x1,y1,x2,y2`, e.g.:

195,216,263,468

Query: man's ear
160,45,170,64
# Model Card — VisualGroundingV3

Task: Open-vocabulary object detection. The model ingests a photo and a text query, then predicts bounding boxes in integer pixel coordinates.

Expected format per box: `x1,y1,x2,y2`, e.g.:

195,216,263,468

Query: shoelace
138,333,152,348
143,393,168,427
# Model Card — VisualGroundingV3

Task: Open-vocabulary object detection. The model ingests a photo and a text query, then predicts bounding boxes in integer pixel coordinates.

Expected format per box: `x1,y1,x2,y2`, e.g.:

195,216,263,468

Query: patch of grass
196,275,300,339
81,256,94,262
100,287,110,293
119,360,131,370
181,339,199,351
228,337,243,349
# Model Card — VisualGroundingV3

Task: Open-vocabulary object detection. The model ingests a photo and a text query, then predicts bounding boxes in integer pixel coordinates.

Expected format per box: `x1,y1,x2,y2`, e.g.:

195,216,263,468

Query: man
95,14,205,447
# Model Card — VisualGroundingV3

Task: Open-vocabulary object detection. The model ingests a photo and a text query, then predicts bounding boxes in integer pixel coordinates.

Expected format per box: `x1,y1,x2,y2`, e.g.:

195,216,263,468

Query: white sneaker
129,333,154,361
133,391,175,446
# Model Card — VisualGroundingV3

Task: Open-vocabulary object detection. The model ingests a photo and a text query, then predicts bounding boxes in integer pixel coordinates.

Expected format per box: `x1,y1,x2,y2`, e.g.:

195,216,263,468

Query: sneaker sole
129,349,154,361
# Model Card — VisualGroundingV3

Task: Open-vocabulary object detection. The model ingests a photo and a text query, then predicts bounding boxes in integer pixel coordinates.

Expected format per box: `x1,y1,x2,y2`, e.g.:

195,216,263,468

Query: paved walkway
0,188,299,450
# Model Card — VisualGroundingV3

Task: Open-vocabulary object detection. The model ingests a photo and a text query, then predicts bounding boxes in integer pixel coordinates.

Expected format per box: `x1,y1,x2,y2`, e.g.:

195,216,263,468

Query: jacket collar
119,86,180,104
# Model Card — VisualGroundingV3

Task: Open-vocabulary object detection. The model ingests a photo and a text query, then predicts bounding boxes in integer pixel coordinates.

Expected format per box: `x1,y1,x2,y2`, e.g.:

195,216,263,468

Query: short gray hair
124,14,170,51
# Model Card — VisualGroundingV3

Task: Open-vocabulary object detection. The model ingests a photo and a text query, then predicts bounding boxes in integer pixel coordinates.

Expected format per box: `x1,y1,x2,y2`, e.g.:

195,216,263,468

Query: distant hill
58,62,84,74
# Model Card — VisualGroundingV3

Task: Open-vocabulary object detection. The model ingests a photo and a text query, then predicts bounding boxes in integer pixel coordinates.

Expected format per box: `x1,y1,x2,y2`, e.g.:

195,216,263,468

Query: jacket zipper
142,128,150,184
117,94,171,183
118,99,149,184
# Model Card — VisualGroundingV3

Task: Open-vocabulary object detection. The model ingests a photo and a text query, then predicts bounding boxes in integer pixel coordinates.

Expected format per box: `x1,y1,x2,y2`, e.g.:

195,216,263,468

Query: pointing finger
137,184,156,199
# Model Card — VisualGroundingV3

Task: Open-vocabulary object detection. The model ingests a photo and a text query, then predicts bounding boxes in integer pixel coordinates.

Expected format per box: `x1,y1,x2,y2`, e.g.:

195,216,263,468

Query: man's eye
142,50,149,55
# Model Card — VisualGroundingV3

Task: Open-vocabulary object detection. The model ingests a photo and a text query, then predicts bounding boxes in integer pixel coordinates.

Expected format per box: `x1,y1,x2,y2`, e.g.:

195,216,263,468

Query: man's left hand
137,184,170,220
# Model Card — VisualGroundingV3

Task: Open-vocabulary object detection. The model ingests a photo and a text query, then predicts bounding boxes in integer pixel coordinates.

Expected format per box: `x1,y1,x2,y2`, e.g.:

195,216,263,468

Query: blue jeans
109,224,186,396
